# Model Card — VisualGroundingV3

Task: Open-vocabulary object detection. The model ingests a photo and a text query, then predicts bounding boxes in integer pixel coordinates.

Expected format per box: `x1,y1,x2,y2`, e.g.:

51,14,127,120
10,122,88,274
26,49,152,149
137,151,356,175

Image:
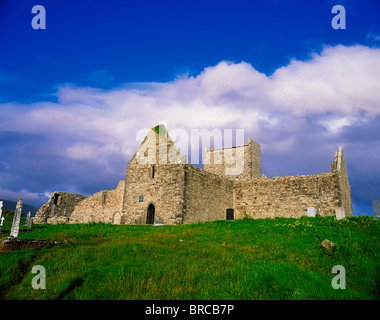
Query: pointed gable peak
129,124,188,166
152,124,167,136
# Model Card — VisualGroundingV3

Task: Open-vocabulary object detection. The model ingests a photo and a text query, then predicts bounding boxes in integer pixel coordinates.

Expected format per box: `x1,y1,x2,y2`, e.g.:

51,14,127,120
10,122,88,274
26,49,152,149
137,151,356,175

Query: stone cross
0,216,4,233
0,201,3,231
27,216,33,229
10,198,23,238
25,211,31,227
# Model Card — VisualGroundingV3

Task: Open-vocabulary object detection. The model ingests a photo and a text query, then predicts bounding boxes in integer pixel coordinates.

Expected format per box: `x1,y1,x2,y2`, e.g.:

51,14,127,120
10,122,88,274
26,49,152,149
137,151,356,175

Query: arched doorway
146,204,155,224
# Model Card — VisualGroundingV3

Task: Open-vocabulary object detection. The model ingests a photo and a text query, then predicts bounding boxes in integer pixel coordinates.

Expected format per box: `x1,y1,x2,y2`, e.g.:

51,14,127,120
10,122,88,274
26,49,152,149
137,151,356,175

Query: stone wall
182,164,234,223
121,125,187,225
330,147,353,217
123,164,185,225
373,200,380,216
204,139,261,181
34,192,87,224
234,173,341,219
132,125,186,166
69,181,125,224
35,125,353,225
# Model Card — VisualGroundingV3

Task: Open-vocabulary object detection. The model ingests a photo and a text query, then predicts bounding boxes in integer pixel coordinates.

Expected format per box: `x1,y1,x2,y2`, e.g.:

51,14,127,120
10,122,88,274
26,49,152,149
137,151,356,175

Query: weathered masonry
34,125,353,225
373,200,380,217
34,192,87,224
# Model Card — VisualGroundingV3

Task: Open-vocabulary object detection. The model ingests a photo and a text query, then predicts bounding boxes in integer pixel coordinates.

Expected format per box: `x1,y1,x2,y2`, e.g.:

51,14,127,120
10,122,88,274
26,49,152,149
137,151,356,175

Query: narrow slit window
102,191,107,205
152,165,155,178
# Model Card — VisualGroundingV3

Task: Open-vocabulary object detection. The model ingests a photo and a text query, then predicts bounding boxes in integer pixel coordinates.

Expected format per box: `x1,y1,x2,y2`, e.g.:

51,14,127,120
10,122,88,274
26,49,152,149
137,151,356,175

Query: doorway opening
146,204,155,224
226,208,234,220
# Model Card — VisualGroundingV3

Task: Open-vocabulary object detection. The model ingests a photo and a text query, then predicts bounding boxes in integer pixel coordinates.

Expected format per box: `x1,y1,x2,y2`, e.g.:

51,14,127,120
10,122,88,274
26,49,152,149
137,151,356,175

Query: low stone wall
234,173,341,219
69,181,125,224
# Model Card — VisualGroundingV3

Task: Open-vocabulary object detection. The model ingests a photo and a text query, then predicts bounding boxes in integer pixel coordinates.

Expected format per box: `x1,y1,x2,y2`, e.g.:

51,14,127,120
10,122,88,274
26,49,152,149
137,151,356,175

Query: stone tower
203,138,261,181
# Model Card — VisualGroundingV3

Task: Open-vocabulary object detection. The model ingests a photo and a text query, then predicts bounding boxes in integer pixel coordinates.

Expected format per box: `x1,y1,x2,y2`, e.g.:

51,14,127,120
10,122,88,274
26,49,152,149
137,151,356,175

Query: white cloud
318,116,356,134
66,143,99,161
269,45,380,116
3,45,378,146
0,187,46,202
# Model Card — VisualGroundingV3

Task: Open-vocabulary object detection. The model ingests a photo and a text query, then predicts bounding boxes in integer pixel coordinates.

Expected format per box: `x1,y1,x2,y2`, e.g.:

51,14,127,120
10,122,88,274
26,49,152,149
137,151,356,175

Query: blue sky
0,0,380,215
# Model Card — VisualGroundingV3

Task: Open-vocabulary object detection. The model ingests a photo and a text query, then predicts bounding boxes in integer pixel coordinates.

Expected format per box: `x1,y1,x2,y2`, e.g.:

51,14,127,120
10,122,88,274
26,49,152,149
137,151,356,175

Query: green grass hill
0,214,379,300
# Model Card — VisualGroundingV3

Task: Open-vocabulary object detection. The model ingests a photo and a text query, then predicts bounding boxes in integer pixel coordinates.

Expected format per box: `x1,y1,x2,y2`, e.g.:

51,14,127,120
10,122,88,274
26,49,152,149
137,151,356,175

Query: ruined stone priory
34,125,353,225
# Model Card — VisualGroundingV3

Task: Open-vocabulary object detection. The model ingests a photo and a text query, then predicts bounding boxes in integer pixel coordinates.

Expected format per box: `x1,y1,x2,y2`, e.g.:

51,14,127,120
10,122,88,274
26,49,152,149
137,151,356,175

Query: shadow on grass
56,278,84,300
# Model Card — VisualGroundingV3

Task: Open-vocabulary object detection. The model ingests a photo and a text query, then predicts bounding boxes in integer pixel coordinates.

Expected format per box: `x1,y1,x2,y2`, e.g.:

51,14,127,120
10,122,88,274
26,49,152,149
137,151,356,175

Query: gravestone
10,198,23,238
0,201,3,232
24,211,31,226
335,207,345,220
25,212,33,229
373,200,380,218
307,207,316,218
0,216,4,233
27,216,33,229
42,212,48,223
154,220,164,226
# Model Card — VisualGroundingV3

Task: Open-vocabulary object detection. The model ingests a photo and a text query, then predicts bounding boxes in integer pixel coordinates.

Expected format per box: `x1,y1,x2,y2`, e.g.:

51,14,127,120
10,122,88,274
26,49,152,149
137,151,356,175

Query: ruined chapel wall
69,181,125,224
34,192,87,224
123,164,185,225
234,173,341,219
183,164,234,223
331,147,353,217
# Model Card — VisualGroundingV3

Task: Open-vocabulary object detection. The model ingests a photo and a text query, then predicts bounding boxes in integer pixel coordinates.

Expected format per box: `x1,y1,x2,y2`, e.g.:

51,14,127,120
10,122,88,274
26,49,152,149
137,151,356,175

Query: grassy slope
0,214,379,300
